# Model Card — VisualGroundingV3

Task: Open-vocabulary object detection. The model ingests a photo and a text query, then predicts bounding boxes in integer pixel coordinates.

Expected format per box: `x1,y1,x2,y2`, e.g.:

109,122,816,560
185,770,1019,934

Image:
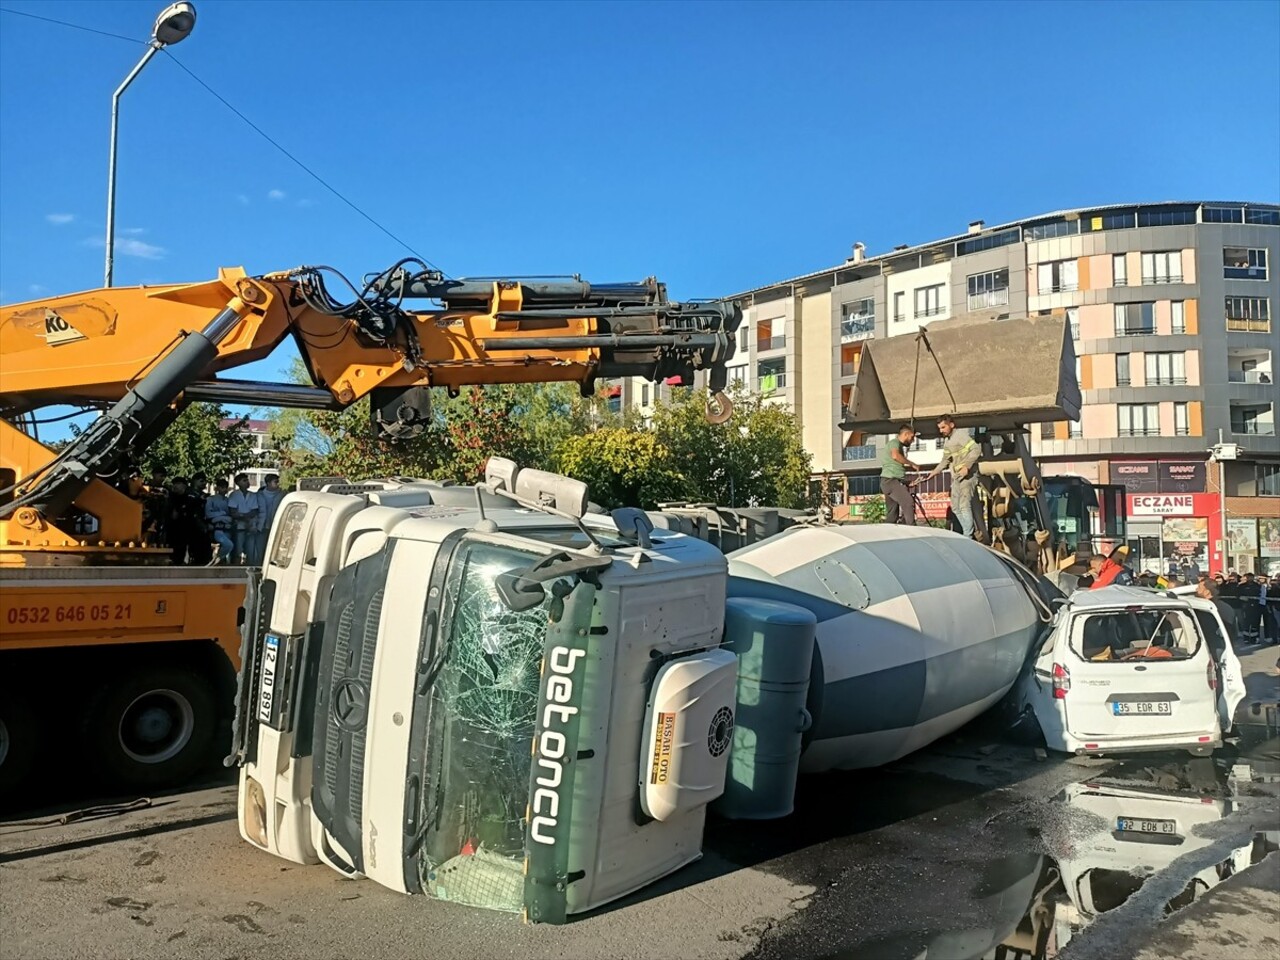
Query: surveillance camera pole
104,41,162,288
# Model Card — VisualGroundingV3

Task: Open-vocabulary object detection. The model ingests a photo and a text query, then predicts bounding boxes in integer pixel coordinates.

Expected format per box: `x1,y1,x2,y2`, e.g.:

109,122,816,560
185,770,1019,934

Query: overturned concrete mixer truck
228,313,1126,922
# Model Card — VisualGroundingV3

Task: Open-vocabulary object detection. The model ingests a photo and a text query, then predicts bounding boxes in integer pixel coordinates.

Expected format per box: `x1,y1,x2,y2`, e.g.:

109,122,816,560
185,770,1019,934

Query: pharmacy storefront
1125,492,1222,577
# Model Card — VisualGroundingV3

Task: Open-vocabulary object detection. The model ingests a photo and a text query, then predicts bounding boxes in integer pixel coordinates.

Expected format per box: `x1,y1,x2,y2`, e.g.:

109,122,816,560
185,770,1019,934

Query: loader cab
1044,478,1127,556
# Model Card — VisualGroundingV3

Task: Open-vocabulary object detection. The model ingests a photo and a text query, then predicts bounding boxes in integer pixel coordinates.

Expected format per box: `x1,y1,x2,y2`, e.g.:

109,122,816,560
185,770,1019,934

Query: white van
1017,586,1246,757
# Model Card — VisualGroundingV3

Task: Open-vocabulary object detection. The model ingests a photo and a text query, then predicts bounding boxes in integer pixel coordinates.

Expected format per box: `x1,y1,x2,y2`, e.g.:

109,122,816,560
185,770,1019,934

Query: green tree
858,495,886,524
650,388,812,508
554,428,691,509
140,403,258,481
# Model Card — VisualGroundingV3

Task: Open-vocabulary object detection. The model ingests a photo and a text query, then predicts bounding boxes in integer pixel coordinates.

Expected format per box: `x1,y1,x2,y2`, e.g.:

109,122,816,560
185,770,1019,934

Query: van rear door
1062,604,1218,743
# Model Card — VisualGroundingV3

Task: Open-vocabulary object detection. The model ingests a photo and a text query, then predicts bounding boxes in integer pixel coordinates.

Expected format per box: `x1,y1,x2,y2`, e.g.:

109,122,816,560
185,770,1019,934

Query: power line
0,6,144,44
0,5,443,274
162,51,442,274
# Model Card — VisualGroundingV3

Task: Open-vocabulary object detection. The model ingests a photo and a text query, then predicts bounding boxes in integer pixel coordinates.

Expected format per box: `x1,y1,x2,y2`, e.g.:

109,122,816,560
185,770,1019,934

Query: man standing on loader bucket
880,424,921,525
916,415,982,540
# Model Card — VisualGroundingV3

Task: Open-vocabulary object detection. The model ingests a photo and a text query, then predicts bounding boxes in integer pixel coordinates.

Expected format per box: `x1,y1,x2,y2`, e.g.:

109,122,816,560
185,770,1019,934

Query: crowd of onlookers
1200,570,1280,645
124,468,285,565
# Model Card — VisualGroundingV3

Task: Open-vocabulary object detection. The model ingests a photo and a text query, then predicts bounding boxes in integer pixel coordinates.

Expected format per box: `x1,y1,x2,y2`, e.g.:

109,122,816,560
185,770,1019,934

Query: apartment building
219,418,281,489
719,201,1279,575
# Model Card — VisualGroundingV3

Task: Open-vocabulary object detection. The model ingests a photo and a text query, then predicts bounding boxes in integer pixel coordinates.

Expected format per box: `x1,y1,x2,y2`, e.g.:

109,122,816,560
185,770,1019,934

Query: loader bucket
841,313,1080,438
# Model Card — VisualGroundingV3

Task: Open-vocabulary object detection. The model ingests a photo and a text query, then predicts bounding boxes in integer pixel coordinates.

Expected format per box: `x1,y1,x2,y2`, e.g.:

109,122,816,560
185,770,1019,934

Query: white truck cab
227,464,741,923
1019,586,1246,757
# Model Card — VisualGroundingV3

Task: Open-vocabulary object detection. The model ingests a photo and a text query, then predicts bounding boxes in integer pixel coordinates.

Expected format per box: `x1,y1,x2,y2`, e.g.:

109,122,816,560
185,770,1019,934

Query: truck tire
0,691,38,799
84,662,218,790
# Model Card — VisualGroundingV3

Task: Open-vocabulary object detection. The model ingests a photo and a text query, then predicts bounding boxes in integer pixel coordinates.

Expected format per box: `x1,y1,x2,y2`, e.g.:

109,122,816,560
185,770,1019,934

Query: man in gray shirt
915,415,983,540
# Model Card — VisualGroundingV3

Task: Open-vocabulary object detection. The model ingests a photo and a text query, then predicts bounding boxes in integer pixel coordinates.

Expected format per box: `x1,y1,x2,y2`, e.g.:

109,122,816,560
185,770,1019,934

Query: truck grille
311,543,396,872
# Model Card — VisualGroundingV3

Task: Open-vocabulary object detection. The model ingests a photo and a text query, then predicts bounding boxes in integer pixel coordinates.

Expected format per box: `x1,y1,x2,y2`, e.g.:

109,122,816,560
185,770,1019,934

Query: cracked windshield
417,541,558,912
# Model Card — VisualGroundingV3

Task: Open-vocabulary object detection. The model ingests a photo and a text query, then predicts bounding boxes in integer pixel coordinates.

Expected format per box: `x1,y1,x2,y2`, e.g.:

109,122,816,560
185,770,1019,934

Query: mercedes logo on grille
332,678,370,731
707,706,734,758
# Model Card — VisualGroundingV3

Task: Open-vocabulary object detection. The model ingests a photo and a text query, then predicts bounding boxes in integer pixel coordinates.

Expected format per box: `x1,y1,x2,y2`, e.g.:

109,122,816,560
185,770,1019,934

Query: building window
1037,259,1078,294
1025,219,1080,241
1245,207,1280,226
1174,402,1191,437
1141,251,1183,284
840,298,876,340
966,269,1009,311
1224,247,1268,280
1116,353,1131,386
1068,418,1083,439
893,291,905,322
1171,300,1186,334
955,228,1019,256
1112,254,1128,287
1081,210,1136,232
757,358,786,393
1226,296,1272,333
1138,207,1197,227
1066,306,1080,341
1114,302,1156,336
737,328,748,354
1039,421,1056,440
756,318,785,352
1118,403,1160,437
641,383,650,406
1145,352,1186,385
914,284,944,319
1258,463,1280,496
1204,205,1244,223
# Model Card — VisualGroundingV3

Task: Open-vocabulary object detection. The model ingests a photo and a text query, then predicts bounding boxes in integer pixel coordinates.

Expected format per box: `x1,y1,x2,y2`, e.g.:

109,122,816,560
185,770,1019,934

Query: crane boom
0,263,740,562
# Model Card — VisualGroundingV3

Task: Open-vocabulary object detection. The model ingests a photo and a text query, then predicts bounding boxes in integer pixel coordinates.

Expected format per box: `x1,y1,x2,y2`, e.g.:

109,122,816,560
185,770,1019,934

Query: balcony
757,372,787,393
1229,370,1274,384
1114,326,1156,337
1232,421,1276,436
1142,274,1184,285
1118,427,1162,437
1037,282,1079,295
841,362,858,378
1146,377,1188,386
757,335,786,352
915,306,945,319
841,444,877,462
840,316,876,342
1226,318,1271,333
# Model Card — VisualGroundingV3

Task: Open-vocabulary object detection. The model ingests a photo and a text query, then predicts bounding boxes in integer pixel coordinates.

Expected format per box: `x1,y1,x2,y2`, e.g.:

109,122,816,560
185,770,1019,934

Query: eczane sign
1129,494,1195,516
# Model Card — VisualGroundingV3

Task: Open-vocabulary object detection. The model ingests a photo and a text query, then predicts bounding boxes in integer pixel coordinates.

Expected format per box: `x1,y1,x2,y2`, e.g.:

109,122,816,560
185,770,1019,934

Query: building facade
718,201,1278,575
219,418,281,490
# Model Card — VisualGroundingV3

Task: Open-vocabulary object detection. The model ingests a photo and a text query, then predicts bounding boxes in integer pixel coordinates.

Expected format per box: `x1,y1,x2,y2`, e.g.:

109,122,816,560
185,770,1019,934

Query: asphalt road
3,645,1277,960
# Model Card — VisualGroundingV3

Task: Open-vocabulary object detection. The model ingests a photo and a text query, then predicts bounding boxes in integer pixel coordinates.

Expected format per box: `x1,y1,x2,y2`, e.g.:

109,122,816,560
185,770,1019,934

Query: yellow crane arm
0,263,740,559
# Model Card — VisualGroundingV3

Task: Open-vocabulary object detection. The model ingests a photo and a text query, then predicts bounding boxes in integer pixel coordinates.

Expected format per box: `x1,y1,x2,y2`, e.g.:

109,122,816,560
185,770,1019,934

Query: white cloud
236,193,250,205
45,213,75,225
122,227,147,235
295,198,315,208
29,283,49,294
267,189,286,201
84,236,167,259
117,238,166,260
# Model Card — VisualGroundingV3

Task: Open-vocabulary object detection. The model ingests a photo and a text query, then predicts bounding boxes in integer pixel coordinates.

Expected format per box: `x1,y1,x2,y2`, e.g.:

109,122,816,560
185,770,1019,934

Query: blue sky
2,0,1278,422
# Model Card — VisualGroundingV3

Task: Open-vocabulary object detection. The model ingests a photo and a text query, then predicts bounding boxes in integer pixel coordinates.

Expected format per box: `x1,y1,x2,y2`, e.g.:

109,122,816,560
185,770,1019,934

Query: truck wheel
85,663,217,790
0,692,38,798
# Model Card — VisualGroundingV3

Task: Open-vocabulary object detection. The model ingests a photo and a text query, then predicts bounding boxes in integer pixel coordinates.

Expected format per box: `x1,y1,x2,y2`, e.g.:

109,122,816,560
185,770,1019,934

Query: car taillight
1207,658,1218,691
1052,662,1071,699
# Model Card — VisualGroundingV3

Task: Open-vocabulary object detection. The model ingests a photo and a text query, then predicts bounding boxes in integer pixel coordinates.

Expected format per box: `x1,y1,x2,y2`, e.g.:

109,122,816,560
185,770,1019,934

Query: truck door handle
1133,665,1147,671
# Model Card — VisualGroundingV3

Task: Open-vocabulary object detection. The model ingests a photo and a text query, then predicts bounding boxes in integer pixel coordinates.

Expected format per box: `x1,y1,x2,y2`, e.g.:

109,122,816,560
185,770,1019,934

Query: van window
1071,609,1201,663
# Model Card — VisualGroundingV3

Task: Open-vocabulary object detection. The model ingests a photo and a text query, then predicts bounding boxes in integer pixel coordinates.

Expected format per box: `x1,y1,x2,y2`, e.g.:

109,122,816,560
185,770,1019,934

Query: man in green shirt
880,424,920,525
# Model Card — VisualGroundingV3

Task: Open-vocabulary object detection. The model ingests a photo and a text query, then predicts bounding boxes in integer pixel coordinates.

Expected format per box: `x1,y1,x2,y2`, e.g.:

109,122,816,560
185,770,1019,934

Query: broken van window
1071,610,1202,663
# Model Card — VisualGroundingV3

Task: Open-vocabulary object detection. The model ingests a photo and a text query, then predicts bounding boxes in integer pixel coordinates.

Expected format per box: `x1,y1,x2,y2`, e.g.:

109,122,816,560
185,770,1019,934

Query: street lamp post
104,2,197,287
1210,430,1241,575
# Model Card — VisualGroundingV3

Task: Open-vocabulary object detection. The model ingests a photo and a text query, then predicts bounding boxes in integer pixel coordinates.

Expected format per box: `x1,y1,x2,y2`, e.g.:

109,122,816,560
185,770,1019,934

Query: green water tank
714,596,816,820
